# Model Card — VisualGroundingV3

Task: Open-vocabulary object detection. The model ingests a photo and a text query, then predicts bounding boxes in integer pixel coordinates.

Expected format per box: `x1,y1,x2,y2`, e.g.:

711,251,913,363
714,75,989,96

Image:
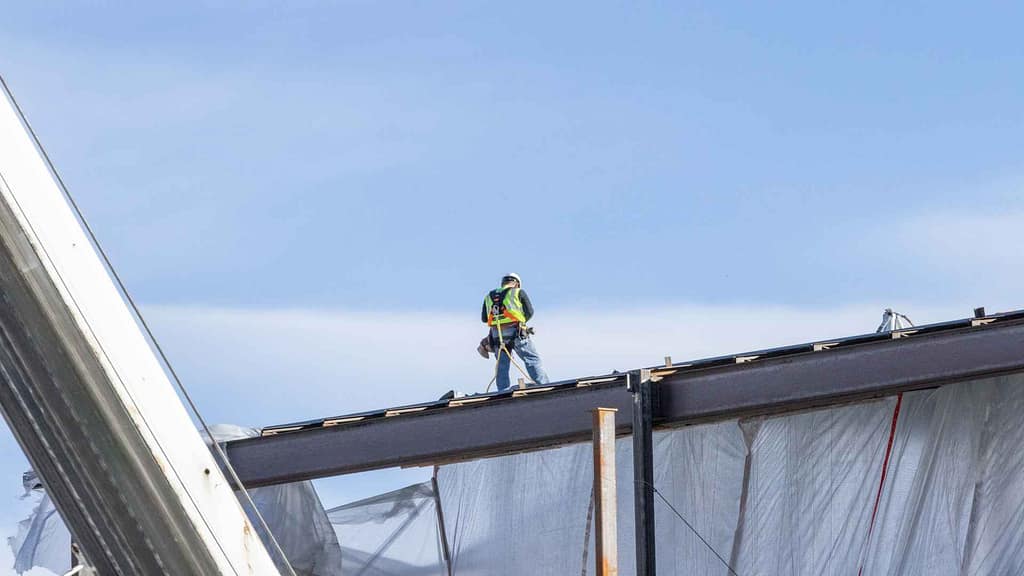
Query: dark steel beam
630,371,656,576
229,384,635,487
656,318,1024,424
226,317,1024,488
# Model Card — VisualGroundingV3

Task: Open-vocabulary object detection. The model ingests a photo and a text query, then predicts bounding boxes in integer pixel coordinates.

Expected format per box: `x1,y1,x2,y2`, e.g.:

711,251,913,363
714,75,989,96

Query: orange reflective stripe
488,314,518,327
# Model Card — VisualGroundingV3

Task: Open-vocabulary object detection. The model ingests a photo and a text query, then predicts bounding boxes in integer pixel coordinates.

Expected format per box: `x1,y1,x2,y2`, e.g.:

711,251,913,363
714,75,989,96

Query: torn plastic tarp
9,424,342,576
7,471,69,575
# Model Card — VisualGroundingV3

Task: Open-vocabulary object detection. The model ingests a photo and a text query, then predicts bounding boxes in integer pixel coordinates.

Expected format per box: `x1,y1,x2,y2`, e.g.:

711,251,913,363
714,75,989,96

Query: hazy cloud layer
144,302,973,428
900,209,1024,291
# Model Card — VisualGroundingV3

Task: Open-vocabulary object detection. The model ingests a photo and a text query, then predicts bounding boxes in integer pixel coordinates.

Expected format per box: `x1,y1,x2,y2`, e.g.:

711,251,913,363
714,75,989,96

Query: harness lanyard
488,325,533,391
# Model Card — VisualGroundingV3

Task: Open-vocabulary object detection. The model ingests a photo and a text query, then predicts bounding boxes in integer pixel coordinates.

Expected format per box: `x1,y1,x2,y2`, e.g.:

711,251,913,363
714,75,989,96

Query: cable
1,76,298,576
580,486,595,576
639,480,742,576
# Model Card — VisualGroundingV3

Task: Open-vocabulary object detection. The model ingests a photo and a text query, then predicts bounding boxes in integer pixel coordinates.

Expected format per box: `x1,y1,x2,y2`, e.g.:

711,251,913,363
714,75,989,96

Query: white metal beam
0,78,281,575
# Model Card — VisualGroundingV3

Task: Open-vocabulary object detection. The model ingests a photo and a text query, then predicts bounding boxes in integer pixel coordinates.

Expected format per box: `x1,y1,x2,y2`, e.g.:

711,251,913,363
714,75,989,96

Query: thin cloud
144,302,967,428
891,208,1024,310
901,209,1024,266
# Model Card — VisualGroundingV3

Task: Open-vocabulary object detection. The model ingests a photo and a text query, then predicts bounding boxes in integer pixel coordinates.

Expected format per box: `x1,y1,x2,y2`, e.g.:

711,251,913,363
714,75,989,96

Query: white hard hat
502,272,522,285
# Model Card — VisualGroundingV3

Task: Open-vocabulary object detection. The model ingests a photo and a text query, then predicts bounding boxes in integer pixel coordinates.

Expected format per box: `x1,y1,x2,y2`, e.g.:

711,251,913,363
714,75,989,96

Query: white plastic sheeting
205,425,343,576
861,376,1024,575
12,375,1024,575
439,444,595,574
327,481,446,574
434,397,896,575
9,425,342,576
7,472,69,575
434,374,1024,575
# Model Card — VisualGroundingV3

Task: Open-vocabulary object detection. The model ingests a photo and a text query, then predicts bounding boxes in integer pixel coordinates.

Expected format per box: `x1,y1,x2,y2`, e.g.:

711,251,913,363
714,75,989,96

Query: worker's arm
520,290,534,322
481,298,489,323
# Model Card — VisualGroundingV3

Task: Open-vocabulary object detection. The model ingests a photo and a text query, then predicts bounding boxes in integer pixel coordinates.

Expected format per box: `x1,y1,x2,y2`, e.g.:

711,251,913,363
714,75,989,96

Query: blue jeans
491,325,549,391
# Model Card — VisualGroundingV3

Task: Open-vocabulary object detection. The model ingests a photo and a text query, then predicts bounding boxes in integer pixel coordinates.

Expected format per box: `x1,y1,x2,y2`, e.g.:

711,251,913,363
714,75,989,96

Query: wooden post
592,408,619,576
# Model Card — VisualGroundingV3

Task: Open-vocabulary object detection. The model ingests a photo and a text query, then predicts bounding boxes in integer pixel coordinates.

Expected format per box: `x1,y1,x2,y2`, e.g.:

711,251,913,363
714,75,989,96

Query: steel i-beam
630,369,657,576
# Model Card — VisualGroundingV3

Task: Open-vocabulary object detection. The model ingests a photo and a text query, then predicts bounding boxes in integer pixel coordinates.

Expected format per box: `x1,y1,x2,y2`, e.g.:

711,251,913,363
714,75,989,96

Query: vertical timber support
592,408,619,576
629,369,657,576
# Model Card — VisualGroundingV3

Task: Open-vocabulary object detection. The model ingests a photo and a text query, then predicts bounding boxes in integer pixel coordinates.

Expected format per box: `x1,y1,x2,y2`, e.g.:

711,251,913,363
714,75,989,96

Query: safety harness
485,287,534,391
486,287,526,326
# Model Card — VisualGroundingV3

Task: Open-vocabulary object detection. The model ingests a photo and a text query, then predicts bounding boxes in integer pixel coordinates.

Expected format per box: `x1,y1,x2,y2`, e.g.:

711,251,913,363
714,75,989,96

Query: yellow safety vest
485,287,526,326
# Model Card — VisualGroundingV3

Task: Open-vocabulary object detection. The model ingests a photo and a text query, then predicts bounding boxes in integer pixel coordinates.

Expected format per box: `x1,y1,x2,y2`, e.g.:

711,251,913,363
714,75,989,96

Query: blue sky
1,2,1023,572
3,2,1022,310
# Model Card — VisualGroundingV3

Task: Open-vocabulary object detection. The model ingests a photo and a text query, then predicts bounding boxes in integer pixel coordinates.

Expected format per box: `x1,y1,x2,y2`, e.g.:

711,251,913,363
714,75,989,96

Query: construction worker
481,273,550,391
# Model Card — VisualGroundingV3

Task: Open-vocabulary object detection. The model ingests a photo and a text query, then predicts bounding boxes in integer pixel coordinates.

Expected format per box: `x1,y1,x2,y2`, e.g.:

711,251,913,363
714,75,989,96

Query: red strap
857,393,903,576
